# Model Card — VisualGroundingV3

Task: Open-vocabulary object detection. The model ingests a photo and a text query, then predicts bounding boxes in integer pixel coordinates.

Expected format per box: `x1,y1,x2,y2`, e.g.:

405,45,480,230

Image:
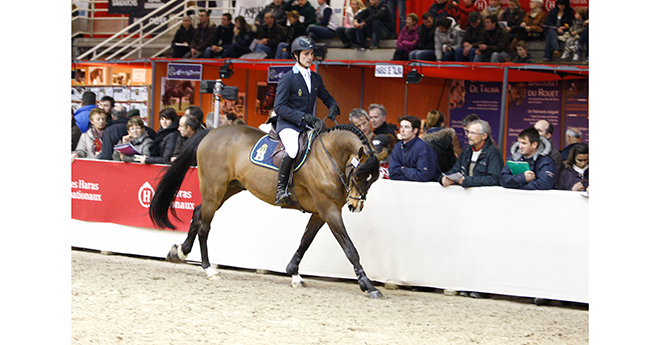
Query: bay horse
149,123,385,298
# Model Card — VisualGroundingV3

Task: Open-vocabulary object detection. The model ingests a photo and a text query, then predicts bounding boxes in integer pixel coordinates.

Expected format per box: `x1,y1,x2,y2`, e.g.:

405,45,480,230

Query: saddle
250,127,316,172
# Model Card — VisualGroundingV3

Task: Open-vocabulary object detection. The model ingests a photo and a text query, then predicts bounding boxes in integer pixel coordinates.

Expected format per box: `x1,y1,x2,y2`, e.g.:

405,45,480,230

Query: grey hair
566,127,582,138
348,108,368,121
368,103,387,119
473,119,491,135
111,105,127,119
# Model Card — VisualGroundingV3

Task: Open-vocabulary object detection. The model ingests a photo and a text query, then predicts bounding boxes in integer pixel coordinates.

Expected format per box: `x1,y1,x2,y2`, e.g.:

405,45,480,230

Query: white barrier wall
72,179,588,303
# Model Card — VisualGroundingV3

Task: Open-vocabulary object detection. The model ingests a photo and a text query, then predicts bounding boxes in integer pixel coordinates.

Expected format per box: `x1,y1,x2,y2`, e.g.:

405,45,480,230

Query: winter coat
112,131,154,163
191,20,217,51
478,22,510,55
421,127,457,174
461,19,485,45
172,24,195,46
434,16,463,60
544,6,574,31
255,2,288,26
481,5,505,21
145,121,180,165
557,165,589,191
500,136,557,190
284,0,317,28
416,23,436,50
354,1,395,37
502,7,526,28
315,3,340,31
73,126,104,159
443,137,503,188
396,24,419,52
389,136,439,182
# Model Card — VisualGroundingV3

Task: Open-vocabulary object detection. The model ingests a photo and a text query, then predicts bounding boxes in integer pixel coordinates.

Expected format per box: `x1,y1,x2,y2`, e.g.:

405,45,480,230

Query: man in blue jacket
388,115,438,182
74,91,97,133
500,126,557,190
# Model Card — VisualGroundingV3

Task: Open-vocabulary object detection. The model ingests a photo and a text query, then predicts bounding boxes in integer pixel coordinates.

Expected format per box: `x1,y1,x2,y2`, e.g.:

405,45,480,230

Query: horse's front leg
287,213,326,288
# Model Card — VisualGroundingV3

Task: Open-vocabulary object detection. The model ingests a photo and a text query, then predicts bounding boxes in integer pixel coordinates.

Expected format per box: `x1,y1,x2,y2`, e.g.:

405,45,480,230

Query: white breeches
279,128,300,159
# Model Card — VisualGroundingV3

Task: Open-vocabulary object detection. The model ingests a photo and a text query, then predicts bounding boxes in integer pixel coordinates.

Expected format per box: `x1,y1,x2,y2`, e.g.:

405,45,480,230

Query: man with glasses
440,119,503,188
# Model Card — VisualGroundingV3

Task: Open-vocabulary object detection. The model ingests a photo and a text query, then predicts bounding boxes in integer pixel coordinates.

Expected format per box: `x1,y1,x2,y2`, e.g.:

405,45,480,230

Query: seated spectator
409,12,436,61
542,0,574,62
455,11,484,62
97,105,129,160
113,117,154,163
348,0,396,50
254,11,287,58
368,103,398,140
556,142,589,191
421,110,459,173
283,0,317,29
440,119,502,187
427,0,450,22
447,0,477,30
348,108,374,141
172,114,203,162
141,108,181,165
510,0,546,52
511,40,534,63
185,9,217,58
336,0,367,48
480,0,504,21
74,91,97,133
219,16,256,59
502,0,525,43
434,16,463,61
561,127,583,161
392,13,419,61
275,10,307,59
307,0,340,41
71,108,82,152
388,115,439,182
534,119,563,175
560,8,587,61
474,14,510,63
500,126,557,190
203,13,235,58
171,15,195,58
72,108,107,162
254,0,287,27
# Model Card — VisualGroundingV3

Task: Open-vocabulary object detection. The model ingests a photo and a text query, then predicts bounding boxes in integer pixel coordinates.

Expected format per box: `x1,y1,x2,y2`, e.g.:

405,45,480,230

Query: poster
255,82,277,116
448,80,503,148
505,81,562,154
161,78,196,113
88,66,106,85
563,80,589,145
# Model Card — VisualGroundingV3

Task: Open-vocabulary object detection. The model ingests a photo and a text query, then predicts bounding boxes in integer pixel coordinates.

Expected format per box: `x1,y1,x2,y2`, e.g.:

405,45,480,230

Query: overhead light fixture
218,62,234,79
406,68,423,84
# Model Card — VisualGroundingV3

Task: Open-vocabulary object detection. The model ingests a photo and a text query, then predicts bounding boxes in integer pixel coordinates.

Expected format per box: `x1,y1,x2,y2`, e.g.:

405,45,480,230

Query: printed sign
375,64,403,78
448,80,503,147
267,66,292,84
167,63,203,81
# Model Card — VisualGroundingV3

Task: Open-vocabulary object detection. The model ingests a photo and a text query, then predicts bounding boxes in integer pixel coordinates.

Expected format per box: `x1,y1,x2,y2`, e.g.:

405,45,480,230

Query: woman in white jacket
434,16,463,61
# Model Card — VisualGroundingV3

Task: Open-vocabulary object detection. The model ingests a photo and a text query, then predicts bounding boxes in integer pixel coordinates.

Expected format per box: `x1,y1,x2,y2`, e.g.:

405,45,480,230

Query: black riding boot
275,155,294,205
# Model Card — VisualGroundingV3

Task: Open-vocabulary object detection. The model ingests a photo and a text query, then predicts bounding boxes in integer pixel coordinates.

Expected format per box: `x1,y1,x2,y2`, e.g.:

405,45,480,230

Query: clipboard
506,161,530,175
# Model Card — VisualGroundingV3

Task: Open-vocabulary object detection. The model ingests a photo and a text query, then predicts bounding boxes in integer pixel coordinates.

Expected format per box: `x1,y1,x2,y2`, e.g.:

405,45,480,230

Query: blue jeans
543,28,560,61
336,27,353,47
409,49,436,61
307,25,336,41
203,46,221,58
275,42,291,59
455,47,477,62
254,43,274,58
388,0,406,33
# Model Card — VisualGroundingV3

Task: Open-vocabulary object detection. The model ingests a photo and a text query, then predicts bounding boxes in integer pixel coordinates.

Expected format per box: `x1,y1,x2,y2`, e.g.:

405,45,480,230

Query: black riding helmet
291,35,316,61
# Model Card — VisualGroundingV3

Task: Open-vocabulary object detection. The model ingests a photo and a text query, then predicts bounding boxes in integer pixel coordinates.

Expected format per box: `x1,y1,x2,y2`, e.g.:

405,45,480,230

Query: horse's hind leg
286,214,326,288
166,205,202,263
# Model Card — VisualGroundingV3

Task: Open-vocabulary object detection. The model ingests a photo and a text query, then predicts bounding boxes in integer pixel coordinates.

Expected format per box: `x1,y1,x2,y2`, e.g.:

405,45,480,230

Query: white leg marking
291,274,306,288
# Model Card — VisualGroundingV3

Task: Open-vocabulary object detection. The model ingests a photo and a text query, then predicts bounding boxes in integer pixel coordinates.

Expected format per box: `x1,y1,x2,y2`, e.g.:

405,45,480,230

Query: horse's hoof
367,290,383,299
291,274,306,288
204,266,220,280
208,274,220,280
166,244,186,263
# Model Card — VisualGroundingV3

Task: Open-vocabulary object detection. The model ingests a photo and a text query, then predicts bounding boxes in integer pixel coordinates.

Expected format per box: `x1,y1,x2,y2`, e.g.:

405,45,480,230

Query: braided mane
324,124,373,150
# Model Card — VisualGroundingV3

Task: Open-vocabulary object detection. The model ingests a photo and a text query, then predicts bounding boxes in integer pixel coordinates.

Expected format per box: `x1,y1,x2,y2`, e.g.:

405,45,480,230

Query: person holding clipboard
500,127,557,190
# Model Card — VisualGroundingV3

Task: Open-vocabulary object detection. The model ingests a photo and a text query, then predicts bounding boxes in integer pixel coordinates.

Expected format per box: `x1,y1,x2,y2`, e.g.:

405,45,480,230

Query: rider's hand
328,105,340,121
303,113,323,131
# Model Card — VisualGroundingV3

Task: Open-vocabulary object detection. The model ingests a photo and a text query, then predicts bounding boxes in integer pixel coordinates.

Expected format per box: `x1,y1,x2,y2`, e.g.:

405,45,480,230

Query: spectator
434,15,463,61
372,133,395,179
98,105,129,160
219,16,257,58
283,0,317,29
98,95,115,126
128,109,156,139
500,126,557,190
534,119,563,175
348,108,374,141
510,0,546,52
171,15,195,58
421,110,457,174
113,117,154,163
474,14,510,63
185,9,217,58
511,40,534,63
392,13,419,61
541,0,574,62
203,12,235,58
455,11,484,62
502,0,525,43
72,108,107,162
480,0,504,21
577,12,588,63
560,127,582,161
141,108,181,165
307,0,340,41
254,11,287,58
172,114,203,162
349,0,396,50
427,0,450,22
184,105,205,129
388,115,439,182
461,113,480,133
368,103,398,139
74,91,97,133
440,119,503,187
254,0,287,27
447,0,477,30
71,108,82,152
556,142,589,191
409,12,437,61
337,0,367,48
387,0,406,33
560,8,587,61
275,10,307,59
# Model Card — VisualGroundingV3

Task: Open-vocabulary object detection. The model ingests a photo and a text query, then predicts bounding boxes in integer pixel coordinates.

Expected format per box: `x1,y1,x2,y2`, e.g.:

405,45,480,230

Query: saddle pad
249,132,315,172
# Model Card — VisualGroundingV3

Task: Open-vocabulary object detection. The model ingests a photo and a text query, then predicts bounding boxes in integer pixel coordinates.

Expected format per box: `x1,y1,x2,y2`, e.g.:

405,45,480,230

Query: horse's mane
324,124,379,180
324,124,373,151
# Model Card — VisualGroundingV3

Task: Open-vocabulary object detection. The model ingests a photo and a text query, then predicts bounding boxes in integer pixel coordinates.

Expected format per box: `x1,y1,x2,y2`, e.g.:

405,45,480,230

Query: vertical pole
404,82,408,116
360,68,365,109
498,66,509,151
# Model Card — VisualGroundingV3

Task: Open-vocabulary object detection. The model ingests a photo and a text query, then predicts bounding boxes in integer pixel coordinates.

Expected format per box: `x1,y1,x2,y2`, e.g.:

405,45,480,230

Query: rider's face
298,49,314,68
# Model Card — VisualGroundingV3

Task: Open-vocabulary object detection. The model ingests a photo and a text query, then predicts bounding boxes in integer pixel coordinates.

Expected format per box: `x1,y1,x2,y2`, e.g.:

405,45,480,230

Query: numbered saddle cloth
249,129,316,172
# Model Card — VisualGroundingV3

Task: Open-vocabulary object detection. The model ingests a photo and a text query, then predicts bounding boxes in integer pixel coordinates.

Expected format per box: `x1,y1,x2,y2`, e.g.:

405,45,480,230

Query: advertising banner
563,79,589,145
71,159,201,231
447,80,503,148
167,63,203,81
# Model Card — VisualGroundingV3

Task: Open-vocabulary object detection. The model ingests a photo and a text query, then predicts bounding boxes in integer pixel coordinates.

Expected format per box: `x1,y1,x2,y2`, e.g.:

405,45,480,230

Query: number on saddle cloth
249,129,317,171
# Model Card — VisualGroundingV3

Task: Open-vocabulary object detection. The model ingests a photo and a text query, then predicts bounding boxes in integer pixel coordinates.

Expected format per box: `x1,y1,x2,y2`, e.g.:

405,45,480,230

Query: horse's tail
149,129,211,230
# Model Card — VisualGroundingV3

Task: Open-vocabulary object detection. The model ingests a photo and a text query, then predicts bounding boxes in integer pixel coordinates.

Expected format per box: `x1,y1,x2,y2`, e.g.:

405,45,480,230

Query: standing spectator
307,0,340,41
511,40,534,63
184,105,206,129
387,0,406,34
542,0,573,62
72,109,82,152
172,114,203,162
98,95,115,126
421,110,458,174
480,0,504,21
171,15,195,58
254,11,287,58
510,0,546,52
409,12,437,61
534,119,563,175
203,12,235,58
427,0,450,22
500,126,557,190
440,119,502,187
392,13,419,61
455,11,484,62
434,16,463,61
502,0,525,43
185,9,217,58
254,0,287,27
561,127,583,161
74,91,97,133
560,8,587,61
72,108,107,162
388,115,439,182
219,16,257,58
556,142,589,191
368,103,398,139
97,105,129,160
141,108,181,165
447,0,477,30
283,0,318,29
275,10,307,59
113,117,154,163
348,108,374,141
474,14,510,62
337,0,366,48
349,0,396,50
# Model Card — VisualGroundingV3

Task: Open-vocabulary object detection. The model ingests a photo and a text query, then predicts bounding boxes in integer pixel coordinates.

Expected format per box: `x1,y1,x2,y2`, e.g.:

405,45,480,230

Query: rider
272,35,340,205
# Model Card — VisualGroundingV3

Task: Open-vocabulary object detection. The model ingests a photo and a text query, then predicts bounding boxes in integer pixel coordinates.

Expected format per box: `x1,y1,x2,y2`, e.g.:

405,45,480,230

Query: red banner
71,159,201,231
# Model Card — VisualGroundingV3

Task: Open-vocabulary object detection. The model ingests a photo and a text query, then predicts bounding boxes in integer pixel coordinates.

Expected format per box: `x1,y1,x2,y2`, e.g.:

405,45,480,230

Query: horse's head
346,147,380,213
